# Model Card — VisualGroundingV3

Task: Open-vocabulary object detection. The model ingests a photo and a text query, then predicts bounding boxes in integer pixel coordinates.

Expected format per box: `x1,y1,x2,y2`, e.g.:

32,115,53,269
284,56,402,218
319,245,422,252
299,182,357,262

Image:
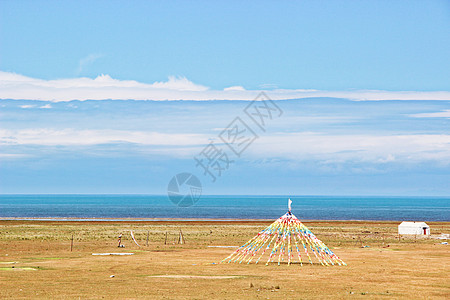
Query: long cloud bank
2,128,449,164
1,71,449,101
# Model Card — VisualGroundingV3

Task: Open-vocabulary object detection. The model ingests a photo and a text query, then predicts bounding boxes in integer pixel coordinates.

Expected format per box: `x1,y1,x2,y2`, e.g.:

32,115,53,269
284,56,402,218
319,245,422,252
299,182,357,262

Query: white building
398,221,430,235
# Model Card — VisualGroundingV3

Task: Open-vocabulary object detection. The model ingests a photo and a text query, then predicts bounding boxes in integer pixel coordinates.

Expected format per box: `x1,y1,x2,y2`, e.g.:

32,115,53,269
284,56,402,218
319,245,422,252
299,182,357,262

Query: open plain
0,220,449,299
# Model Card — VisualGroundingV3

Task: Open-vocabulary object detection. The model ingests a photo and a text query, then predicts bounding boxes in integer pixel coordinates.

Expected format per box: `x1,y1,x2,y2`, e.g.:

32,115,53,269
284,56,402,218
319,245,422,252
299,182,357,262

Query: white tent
398,221,430,235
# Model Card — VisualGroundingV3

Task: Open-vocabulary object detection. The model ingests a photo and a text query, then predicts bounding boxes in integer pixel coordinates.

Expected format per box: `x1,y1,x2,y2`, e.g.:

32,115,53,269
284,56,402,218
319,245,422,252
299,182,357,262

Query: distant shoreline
0,217,448,225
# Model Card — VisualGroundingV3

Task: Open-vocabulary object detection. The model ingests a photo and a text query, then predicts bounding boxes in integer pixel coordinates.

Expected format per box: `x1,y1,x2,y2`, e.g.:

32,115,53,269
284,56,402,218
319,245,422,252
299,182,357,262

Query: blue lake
0,195,448,221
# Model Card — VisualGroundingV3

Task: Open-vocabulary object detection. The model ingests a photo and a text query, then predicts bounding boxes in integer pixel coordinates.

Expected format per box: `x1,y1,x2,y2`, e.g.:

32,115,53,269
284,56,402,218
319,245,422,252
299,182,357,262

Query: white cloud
410,110,450,118
76,53,103,75
19,104,35,109
151,76,208,91
0,153,30,159
2,128,449,164
0,128,207,147
40,104,52,109
259,83,279,89
223,85,245,91
242,133,450,164
0,71,449,102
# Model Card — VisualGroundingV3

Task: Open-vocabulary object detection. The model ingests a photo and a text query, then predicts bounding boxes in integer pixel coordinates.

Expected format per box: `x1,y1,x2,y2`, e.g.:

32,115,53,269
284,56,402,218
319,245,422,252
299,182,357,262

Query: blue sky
0,1,449,196
1,0,449,90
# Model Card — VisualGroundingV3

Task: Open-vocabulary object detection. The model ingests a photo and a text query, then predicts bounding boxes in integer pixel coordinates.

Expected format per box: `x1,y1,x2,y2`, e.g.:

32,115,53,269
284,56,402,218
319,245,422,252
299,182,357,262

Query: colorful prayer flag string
221,210,346,266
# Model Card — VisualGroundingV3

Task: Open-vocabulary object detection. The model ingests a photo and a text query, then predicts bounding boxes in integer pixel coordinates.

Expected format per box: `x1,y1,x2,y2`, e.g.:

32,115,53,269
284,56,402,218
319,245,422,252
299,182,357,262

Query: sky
0,1,449,196
1,98,449,195
1,0,449,91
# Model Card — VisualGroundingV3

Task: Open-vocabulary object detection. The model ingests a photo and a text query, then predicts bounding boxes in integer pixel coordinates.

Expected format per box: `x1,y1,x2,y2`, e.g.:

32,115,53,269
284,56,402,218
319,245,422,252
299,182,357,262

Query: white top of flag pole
288,198,292,212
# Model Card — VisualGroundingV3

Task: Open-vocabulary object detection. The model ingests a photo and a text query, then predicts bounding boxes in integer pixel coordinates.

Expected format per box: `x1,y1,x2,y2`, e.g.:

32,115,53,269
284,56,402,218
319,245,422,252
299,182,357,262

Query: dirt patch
24,257,64,260
0,267,38,271
149,274,243,279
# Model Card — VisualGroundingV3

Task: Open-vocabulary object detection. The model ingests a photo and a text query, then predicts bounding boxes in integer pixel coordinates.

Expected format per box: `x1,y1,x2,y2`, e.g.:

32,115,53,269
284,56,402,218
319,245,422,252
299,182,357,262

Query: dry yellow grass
0,220,449,299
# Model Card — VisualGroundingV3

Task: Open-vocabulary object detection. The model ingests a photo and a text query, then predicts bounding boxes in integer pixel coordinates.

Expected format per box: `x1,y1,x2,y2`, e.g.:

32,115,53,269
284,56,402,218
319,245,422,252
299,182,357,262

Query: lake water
0,195,448,221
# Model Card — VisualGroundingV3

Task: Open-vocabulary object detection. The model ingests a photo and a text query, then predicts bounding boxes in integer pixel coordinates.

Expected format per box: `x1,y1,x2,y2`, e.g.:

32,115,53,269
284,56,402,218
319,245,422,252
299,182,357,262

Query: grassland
0,220,449,299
